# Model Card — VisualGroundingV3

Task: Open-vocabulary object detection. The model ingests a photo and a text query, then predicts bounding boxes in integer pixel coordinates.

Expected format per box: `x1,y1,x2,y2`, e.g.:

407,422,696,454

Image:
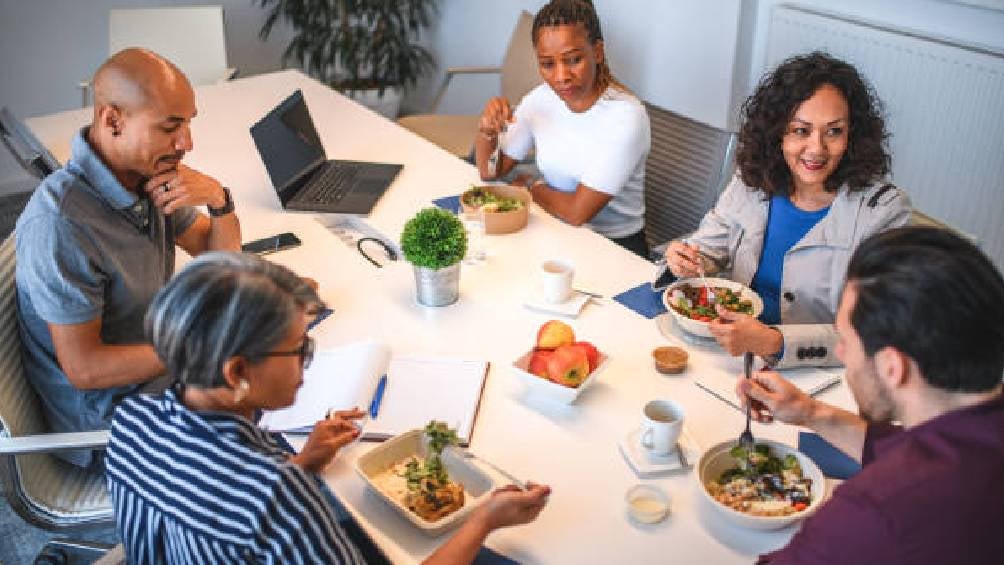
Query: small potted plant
400,208,467,306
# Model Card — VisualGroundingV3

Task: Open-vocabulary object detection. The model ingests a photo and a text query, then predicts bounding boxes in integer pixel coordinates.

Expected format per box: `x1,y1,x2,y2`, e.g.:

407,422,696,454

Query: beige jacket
686,175,911,368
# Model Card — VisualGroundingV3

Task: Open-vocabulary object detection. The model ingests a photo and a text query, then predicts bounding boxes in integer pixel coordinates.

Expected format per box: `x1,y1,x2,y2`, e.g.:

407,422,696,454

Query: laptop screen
250,90,326,197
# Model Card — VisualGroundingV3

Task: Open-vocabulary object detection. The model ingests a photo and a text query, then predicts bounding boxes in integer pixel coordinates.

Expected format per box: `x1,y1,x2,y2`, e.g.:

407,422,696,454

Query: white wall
0,0,295,120
409,0,745,131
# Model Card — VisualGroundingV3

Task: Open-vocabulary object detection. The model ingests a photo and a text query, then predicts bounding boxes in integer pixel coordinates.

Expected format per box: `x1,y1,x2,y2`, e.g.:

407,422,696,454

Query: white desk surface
28,70,853,565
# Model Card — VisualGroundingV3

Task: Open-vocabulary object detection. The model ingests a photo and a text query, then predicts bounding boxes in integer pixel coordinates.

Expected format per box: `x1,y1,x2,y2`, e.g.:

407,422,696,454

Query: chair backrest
643,102,737,250
500,11,542,106
0,234,113,529
0,234,44,441
109,6,229,87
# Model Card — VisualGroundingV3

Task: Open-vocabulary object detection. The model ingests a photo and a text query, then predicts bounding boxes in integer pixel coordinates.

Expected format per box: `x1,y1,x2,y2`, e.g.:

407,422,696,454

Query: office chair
643,102,737,259
398,10,541,159
78,5,236,107
0,235,115,561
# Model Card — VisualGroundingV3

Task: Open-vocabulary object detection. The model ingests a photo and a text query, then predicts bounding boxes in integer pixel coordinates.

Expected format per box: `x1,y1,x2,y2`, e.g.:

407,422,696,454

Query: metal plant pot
413,263,460,307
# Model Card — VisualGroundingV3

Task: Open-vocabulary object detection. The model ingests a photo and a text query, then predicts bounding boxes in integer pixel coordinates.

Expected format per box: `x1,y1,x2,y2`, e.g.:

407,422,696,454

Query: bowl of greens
696,439,826,530
662,278,763,338
461,185,530,234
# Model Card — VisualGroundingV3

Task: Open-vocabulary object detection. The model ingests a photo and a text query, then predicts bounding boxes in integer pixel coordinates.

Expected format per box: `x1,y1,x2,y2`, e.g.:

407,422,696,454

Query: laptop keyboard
301,162,360,204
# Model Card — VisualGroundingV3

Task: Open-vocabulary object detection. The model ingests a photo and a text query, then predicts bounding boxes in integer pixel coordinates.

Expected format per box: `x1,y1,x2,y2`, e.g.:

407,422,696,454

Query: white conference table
28,70,853,565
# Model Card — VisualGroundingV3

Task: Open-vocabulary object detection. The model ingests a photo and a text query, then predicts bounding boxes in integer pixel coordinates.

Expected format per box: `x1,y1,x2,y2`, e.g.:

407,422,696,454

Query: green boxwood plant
400,208,467,270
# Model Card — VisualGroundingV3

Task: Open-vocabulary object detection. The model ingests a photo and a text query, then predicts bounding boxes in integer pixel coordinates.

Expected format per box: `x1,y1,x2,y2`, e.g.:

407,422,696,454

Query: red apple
527,350,554,378
536,320,575,350
546,344,590,388
571,341,600,372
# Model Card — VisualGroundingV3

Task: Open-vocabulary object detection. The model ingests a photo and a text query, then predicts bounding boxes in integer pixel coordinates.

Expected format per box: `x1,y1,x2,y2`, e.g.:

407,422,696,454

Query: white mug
640,400,684,457
541,259,574,303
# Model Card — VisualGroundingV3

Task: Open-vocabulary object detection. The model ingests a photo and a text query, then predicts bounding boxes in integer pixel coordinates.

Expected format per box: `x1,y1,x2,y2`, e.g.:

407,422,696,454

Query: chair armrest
0,430,110,455
444,66,502,76
430,66,504,113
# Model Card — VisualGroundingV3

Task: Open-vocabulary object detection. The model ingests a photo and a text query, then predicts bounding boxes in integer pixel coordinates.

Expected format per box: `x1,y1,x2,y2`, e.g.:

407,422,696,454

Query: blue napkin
798,431,861,480
613,282,667,319
432,195,462,214
474,547,520,565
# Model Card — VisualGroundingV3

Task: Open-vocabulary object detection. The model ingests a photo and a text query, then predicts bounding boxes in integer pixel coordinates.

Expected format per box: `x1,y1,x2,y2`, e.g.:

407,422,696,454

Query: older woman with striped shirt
105,252,550,563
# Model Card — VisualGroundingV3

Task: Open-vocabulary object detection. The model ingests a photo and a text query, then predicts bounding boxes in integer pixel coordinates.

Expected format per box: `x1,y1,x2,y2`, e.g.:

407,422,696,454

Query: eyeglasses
261,336,315,369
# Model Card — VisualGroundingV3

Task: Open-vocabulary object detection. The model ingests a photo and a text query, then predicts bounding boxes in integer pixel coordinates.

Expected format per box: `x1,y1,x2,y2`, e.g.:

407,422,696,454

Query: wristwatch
208,187,234,217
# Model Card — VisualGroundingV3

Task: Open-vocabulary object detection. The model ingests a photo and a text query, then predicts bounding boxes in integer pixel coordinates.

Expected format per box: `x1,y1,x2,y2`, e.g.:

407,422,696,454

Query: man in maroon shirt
737,226,1004,564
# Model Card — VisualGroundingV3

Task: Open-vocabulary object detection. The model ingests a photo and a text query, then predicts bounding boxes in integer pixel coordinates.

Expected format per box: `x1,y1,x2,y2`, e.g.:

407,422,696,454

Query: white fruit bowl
510,350,609,404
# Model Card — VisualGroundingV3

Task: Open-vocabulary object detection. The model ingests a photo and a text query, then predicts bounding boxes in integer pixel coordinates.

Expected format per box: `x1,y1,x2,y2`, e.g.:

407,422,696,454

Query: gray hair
145,251,323,388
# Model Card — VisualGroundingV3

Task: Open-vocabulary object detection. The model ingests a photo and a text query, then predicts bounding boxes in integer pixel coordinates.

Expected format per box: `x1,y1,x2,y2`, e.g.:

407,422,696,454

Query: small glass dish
625,484,670,524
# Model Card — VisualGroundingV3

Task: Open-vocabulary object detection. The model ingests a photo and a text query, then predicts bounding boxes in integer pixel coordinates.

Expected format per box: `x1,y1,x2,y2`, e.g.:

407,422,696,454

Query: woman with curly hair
665,52,911,367
474,0,651,257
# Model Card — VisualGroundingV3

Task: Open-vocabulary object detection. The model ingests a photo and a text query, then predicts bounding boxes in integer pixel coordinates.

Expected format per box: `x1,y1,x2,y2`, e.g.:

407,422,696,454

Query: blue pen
369,374,388,419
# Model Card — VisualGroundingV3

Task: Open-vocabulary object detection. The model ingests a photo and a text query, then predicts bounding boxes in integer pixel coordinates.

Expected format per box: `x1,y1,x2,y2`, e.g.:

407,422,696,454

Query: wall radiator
767,5,1004,268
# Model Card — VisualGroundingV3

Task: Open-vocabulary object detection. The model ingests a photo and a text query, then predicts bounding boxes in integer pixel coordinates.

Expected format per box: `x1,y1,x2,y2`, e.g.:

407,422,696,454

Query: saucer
524,291,591,318
655,312,719,350
619,426,700,478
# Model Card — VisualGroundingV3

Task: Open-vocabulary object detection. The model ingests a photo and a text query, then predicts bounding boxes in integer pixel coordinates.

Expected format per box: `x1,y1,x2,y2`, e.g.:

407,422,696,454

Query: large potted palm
257,0,438,119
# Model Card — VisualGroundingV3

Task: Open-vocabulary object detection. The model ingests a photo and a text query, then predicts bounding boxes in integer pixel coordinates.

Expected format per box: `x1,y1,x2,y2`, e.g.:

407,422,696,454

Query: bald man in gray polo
15,49,241,467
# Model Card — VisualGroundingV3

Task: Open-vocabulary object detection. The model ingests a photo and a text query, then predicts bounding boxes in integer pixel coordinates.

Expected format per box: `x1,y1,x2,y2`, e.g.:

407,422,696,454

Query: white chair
398,11,541,158
79,5,236,107
0,235,114,561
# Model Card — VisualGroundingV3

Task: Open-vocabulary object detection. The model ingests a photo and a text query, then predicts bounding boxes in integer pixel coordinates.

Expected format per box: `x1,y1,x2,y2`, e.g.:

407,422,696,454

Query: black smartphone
241,232,302,255
651,261,677,291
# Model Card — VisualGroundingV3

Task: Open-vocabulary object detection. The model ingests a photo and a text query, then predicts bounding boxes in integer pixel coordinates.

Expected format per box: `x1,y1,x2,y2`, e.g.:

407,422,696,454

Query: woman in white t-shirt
474,0,651,257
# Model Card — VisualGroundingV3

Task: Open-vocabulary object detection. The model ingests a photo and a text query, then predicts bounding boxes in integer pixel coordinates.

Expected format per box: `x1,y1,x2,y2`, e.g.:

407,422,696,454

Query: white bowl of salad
696,439,827,531
662,278,763,338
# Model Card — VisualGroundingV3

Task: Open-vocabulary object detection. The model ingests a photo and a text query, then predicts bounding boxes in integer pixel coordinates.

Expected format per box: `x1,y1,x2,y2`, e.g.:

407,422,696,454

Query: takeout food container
355,429,497,536
662,277,764,338
460,184,531,235
510,350,610,404
695,439,827,531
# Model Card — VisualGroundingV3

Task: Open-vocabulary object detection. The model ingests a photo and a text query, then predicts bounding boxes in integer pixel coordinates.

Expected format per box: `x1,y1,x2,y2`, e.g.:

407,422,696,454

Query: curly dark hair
736,51,890,196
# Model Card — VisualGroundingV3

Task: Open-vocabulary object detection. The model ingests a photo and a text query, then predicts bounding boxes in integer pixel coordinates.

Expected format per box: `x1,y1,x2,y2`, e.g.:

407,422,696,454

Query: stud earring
233,379,250,403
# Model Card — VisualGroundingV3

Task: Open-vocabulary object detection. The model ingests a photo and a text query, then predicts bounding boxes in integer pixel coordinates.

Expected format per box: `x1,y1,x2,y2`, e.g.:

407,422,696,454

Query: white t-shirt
502,84,650,238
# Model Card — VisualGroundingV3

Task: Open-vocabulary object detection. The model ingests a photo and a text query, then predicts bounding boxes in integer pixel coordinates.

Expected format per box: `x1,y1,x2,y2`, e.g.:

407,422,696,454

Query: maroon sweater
760,394,1004,564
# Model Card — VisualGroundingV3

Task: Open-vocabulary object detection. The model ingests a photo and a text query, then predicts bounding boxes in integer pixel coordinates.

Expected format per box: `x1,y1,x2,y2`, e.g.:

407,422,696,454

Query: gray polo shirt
15,127,197,467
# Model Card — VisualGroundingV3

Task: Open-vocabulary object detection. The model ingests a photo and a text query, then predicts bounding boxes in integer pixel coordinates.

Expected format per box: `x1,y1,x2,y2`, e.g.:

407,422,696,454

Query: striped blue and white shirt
105,388,366,564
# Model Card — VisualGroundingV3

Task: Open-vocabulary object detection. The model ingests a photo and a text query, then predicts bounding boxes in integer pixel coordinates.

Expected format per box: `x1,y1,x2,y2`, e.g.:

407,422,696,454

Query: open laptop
250,90,402,214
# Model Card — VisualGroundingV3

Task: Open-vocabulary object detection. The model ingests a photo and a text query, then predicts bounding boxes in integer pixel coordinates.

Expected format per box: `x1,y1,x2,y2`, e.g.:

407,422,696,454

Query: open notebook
258,341,489,445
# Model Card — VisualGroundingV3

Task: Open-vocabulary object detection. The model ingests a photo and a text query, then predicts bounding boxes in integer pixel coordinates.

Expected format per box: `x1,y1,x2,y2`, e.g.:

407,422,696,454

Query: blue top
15,127,197,467
750,195,830,325
106,388,366,564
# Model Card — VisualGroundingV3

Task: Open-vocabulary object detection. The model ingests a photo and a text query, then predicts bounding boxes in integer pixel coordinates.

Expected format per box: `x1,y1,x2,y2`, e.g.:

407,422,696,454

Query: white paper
695,365,842,413
259,341,390,432
366,356,488,444
259,344,488,444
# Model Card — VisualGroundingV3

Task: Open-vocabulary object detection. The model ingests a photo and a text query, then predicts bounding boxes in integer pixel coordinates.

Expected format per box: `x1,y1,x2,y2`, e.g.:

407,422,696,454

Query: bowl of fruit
460,185,530,235
662,278,763,338
510,320,608,404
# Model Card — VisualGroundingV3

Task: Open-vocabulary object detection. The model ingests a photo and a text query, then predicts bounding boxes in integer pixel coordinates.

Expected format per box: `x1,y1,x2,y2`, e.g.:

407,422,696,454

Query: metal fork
446,445,527,490
738,352,755,448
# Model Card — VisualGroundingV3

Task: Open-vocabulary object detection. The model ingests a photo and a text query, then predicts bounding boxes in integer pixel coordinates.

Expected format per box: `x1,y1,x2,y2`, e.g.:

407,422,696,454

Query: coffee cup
540,259,574,303
640,400,684,457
